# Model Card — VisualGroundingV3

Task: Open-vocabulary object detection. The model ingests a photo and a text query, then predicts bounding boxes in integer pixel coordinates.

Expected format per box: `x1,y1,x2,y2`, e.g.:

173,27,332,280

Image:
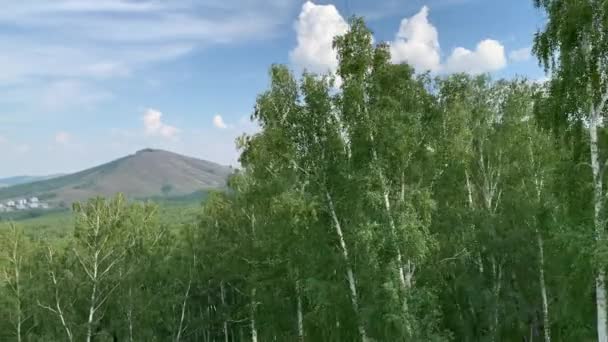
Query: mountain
0,149,233,206
0,174,64,188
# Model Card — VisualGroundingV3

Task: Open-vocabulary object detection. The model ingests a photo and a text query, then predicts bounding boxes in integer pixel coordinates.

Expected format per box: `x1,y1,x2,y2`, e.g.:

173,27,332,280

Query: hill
0,149,233,206
0,174,63,188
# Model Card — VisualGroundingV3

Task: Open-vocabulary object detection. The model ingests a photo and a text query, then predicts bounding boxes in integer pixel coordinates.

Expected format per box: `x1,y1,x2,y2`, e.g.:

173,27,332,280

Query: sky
0,0,547,178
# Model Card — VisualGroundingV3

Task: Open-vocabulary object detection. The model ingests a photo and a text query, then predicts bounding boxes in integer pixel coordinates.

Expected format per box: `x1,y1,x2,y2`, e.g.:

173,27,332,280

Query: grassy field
0,191,211,239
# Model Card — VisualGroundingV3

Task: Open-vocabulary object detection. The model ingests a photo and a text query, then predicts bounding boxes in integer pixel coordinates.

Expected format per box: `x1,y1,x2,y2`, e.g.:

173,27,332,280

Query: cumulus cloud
388,6,507,75
143,109,179,139
509,47,532,62
443,39,507,75
288,4,506,76
289,1,348,74
390,6,441,72
55,131,70,144
213,115,228,129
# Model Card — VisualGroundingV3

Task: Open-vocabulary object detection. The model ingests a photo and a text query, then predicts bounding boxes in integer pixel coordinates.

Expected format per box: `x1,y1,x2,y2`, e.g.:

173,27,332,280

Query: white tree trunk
465,169,484,274
326,191,369,342
371,135,409,293
589,115,607,342
39,247,73,342
15,258,22,342
383,191,408,289
4,225,24,342
127,287,134,342
85,252,99,342
490,257,502,342
536,230,551,342
251,288,258,342
175,278,191,342
221,281,229,342
296,281,304,341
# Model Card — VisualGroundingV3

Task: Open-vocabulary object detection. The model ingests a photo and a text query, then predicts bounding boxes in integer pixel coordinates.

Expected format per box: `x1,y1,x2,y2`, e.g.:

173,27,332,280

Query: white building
6,200,15,207
29,202,39,209
29,197,39,203
17,199,27,205
15,204,27,210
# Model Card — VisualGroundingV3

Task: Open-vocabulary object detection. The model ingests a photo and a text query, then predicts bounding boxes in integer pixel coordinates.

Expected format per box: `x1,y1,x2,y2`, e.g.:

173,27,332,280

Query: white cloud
0,1,295,111
0,1,291,45
390,6,441,72
289,1,348,74
143,109,179,139
387,6,507,75
55,131,70,144
444,39,507,75
509,47,532,62
213,115,228,129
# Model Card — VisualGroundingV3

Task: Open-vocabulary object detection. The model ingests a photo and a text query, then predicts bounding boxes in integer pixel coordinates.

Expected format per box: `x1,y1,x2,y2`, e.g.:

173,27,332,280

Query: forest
3,1,608,341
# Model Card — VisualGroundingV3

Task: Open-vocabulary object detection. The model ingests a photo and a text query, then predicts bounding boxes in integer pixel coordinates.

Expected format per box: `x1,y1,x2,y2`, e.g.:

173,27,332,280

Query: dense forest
3,1,608,341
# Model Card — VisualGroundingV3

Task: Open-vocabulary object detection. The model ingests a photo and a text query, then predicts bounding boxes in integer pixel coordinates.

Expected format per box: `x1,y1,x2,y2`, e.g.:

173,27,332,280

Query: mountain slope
0,149,233,205
0,174,63,188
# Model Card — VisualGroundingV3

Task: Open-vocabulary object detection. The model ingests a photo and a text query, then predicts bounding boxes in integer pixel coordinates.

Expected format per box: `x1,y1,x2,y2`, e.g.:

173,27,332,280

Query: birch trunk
85,252,99,342
326,191,369,342
221,281,229,342
527,130,551,342
15,253,22,342
4,225,23,342
251,288,258,342
589,114,607,342
248,209,259,342
465,169,484,274
536,230,551,342
38,247,73,342
175,278,191,342
296,281,304,341
127,287,134,342
383,191,408,288
370,134,409,292
490,258,502,342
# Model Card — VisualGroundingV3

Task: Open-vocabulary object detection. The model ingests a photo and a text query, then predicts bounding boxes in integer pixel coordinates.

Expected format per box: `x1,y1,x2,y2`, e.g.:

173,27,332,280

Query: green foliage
1,12,605,342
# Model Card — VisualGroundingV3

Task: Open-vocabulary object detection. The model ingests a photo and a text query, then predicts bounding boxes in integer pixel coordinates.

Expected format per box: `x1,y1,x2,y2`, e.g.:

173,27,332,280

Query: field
0,191,210,239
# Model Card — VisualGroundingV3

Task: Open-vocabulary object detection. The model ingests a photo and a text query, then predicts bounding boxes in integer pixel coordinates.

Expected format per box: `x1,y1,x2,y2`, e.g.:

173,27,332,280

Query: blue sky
0,0,546,178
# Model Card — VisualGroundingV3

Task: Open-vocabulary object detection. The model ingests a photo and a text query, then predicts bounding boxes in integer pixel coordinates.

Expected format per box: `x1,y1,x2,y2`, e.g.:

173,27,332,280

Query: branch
438,248,469,264
37,301,58,314
73,249,94,282
175,279,192,342
94,282,121,313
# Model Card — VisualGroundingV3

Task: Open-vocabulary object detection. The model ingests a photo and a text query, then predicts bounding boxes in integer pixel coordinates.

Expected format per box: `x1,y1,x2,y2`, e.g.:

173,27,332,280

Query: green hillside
0,149,232,206
0,174,63,188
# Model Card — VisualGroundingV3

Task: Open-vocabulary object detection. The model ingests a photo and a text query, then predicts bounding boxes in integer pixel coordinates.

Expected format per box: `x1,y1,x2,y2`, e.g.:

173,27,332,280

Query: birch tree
333,20,435,327
0,224,30,342
534,1,608,340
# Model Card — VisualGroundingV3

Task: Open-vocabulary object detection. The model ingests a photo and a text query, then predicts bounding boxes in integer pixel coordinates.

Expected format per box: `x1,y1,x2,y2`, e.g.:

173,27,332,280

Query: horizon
0,0,545,178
